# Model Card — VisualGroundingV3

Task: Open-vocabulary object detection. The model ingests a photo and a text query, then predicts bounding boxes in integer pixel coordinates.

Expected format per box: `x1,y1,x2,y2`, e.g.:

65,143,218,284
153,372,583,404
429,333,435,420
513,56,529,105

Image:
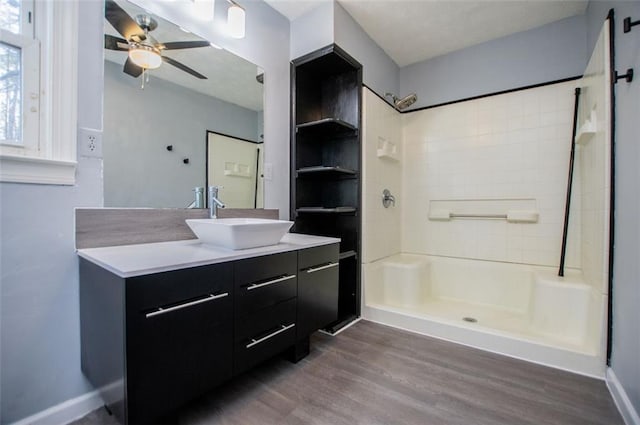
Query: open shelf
296,206,357,214
339,250,357,260
296,118,357,136
296,166,357,178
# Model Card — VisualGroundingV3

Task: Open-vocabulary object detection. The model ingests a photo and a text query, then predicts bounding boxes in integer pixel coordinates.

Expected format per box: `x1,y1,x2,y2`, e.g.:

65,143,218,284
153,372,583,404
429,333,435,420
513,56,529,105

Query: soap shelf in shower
296,118,357,136
575,109,597,145
376,137,399,161
296,165,357,178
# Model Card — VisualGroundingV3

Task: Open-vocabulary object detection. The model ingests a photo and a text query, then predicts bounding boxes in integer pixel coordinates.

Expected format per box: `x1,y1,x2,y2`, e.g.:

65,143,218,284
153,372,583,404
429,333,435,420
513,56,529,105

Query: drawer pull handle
246,274,296,291
306,262,339,274
146,292,229,318
246,323,295,348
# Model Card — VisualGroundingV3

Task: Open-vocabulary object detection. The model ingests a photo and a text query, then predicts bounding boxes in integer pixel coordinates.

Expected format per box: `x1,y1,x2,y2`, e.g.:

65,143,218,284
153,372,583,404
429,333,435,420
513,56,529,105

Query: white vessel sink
185,218,294,250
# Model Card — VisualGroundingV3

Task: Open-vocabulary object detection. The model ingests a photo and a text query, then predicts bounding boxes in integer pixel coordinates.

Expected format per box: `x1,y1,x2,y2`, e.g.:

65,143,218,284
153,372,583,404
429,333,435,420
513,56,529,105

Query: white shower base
362,254,606,377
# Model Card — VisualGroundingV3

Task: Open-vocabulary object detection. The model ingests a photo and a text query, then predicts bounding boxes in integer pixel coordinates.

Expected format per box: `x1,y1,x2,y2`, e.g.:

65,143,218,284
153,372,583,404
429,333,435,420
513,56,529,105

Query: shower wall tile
401,80,582,268
579,23,611,294
361,89,402,264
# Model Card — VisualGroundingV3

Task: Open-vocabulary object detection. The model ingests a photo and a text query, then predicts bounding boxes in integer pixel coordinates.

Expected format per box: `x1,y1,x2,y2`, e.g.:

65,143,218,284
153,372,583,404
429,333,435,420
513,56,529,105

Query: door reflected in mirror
206,131,264,209
102,0,264,208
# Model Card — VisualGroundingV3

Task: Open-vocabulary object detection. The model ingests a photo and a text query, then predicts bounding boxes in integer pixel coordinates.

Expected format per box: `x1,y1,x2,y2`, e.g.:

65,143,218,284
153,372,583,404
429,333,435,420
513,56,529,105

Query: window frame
0,0,78,185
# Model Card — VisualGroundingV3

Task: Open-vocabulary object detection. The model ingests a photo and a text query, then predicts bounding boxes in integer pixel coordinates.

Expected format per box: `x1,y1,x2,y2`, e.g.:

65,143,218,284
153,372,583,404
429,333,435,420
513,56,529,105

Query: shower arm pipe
558,87,581,277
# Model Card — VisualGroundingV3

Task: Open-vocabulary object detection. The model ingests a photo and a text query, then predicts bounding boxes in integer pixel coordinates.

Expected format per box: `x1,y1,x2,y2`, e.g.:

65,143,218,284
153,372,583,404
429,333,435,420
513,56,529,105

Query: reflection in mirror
207,131,264,208
102,0,264,208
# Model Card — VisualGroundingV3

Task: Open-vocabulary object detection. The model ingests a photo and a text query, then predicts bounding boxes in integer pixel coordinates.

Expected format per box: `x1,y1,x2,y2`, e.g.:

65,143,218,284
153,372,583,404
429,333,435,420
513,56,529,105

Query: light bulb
227,3,245,39
128,45,162,69
193,0,215,21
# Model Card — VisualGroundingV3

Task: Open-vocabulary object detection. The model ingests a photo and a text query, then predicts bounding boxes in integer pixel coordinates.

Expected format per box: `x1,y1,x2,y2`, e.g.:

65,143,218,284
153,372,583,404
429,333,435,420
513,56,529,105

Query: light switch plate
264,163,273,180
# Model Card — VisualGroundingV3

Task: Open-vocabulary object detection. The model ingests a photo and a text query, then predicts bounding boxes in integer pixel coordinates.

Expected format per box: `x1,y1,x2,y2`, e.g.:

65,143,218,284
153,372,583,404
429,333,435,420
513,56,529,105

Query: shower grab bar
450,213,507,219
430,210,538,222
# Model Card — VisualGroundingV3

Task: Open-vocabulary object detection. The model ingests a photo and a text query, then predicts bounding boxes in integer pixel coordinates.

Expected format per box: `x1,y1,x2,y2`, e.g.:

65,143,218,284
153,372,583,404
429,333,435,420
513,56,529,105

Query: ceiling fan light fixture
227,1,245,39
129,44,162,69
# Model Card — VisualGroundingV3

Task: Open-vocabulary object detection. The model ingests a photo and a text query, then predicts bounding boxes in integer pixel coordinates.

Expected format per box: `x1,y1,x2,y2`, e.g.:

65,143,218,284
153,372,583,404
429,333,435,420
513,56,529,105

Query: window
0,0,78,185
1,0,38,153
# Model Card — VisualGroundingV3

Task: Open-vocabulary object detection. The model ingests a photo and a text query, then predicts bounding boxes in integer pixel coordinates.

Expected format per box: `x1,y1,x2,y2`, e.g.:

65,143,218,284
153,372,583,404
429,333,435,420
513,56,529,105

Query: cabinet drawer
235,252,297,312
234,299,296,375
128,263,233,312
234,251,297,287
236,273,297,313
298,244,339,270
235,298,296,342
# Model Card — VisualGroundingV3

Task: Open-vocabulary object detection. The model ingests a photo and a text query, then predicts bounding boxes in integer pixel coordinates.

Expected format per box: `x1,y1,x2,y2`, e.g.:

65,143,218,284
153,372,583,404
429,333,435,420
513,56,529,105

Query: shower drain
462,317,478,323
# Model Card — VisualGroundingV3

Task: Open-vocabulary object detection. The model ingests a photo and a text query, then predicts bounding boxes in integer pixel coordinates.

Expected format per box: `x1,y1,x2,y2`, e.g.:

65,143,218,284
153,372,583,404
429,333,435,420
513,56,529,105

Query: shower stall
361,21,612,377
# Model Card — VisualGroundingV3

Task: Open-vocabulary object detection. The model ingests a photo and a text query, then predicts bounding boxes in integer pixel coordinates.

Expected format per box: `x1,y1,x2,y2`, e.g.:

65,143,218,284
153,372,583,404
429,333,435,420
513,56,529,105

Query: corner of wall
607,368,640,425
289,2,335,60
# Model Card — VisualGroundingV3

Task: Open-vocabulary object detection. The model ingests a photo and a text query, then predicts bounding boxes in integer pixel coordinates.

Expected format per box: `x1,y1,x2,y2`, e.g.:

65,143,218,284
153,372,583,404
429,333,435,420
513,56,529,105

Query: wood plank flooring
69,320,623,425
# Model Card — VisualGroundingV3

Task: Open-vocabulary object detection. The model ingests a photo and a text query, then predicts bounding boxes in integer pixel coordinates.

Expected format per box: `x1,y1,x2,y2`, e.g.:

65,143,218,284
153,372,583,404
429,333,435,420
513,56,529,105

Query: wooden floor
70,320,623,425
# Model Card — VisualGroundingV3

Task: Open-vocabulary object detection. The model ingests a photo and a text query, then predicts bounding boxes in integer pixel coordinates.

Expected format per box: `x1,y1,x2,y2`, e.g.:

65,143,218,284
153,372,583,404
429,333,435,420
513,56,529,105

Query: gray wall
0,1,104,423
290,2,334,60
288,1,399,98
0,0,290,423
587,0,640,417
103,61,260,208
399,15,587,109
333,2,399,97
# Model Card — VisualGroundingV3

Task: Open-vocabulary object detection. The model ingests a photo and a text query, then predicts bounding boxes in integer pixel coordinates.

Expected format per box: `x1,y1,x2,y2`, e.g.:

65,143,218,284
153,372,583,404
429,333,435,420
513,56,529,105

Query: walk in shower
361,21,612,377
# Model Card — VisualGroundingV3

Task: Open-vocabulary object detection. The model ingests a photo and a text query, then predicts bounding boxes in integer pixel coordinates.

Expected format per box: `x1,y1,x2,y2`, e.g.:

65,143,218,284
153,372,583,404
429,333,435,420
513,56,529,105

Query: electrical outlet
78,127,103,158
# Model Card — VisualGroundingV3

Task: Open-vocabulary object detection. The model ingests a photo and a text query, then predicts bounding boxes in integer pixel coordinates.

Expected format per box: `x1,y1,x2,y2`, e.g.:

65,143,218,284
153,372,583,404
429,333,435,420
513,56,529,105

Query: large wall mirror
103,0,264,208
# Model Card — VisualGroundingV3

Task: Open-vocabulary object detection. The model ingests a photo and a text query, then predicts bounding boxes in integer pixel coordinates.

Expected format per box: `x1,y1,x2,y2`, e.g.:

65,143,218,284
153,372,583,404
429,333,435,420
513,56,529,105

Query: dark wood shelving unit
291,44,362,334
296,118,358,135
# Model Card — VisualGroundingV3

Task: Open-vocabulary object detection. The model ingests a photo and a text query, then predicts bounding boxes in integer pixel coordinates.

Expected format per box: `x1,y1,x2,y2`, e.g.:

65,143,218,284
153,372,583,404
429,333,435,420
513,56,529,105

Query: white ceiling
104,1,264,111
264,0,588,67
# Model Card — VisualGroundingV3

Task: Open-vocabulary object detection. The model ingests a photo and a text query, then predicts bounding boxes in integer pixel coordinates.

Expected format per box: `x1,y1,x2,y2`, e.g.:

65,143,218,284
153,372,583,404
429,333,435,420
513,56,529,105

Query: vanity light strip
145,292,229,318
246,274,296,291
246,323,296,348
306,262,339,274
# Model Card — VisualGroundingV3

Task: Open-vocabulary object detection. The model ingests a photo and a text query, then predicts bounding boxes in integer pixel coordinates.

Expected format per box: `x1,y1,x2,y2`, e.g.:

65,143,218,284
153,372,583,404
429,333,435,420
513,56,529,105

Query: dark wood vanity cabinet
80,243,339,425
126,264,233,423
233,252,297,375
80,260,234,424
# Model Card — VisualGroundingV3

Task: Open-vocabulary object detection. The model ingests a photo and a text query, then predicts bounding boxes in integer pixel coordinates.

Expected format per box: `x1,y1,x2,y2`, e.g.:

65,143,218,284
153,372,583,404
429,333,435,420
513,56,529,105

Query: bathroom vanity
78,234,339,424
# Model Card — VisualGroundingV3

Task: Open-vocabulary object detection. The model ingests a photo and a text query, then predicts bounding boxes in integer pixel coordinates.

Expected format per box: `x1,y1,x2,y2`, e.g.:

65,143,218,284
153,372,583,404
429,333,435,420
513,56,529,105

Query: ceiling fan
104,0,209,80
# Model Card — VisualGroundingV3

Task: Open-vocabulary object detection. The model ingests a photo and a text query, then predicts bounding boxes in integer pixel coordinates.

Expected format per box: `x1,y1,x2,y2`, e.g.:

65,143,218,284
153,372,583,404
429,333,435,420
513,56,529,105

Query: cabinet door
297,244,340,337
126,263,233,423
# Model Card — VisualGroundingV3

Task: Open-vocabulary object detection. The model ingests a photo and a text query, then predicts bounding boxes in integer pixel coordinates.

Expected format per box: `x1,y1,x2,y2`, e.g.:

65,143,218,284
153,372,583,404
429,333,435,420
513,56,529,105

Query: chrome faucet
208,186,226,219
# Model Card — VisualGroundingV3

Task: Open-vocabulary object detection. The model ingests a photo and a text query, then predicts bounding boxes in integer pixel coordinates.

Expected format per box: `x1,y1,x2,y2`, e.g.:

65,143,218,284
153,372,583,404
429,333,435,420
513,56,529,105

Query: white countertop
77,233,340,278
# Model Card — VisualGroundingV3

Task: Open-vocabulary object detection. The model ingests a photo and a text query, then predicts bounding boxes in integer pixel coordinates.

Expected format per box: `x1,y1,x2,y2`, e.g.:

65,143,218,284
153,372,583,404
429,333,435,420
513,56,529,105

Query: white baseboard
8,390,103,425
607,368,640,425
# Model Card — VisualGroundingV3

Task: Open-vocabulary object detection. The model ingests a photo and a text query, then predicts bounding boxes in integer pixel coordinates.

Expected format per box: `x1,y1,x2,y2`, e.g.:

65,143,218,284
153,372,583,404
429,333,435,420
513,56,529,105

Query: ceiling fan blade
105,34,129,51
105,0,145,41
123,57,143,78
162,56,207,79
160,40,211,50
